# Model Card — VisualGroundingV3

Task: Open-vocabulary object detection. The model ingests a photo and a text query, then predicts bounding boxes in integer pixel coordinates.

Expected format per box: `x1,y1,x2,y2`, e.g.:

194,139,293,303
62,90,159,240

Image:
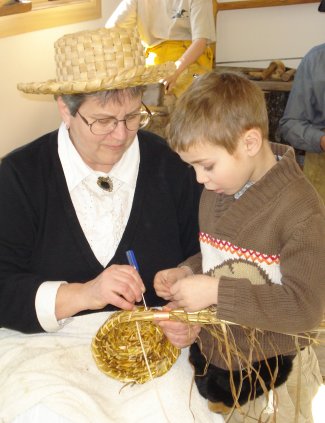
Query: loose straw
92,306,324,384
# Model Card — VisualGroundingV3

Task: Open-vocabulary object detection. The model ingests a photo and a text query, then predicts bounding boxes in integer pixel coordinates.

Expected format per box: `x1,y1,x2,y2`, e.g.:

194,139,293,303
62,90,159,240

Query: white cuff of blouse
35,281,72,332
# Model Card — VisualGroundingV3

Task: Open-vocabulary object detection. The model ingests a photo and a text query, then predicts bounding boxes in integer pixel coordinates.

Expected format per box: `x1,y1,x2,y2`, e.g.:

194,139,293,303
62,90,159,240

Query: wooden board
0,1,31,17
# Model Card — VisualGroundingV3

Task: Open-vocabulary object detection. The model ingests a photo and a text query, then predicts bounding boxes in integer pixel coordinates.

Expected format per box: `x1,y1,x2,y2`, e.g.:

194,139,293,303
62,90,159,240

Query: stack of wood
248,60,296,82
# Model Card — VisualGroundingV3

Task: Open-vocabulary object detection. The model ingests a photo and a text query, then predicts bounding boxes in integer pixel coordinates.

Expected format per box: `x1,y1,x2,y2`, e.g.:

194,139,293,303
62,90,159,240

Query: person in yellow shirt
106,0,216,97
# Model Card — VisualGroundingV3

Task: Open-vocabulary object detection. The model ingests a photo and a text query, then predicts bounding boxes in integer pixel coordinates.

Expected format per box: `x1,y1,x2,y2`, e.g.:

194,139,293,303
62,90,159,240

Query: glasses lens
126,111,151,130
91,117,117,135
125,113,142,131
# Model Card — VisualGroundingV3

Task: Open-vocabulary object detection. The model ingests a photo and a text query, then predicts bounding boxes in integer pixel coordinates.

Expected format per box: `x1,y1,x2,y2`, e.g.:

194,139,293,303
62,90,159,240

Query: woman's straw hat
17,27,175,95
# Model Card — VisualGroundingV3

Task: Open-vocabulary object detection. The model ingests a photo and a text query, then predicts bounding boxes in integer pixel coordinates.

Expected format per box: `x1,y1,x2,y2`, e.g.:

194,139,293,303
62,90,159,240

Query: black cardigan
0,130,201,333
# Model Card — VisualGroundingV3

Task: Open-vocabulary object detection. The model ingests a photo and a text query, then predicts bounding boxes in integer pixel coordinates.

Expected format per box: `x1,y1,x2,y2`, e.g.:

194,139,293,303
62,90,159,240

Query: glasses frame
76,102,152,135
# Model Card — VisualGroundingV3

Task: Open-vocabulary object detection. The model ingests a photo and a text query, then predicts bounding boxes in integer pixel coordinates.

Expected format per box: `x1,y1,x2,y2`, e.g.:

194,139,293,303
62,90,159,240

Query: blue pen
126,250,139,272
126,250,147,309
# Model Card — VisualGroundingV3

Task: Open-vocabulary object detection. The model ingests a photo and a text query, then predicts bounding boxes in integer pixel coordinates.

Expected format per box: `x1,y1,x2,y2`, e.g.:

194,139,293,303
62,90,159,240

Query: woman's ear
56,96,72,129
242,128,263,157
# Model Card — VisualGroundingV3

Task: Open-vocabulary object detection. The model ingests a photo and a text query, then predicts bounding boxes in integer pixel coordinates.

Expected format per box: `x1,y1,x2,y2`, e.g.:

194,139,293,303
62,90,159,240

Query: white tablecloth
0,312,224,423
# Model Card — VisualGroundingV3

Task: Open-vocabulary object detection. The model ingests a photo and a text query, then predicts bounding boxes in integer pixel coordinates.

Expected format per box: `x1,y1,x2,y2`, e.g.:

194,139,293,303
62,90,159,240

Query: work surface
0,312,224,423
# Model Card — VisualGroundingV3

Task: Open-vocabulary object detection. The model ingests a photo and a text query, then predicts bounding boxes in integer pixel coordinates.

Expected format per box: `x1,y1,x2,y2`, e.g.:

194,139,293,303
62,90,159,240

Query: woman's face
60,93,142,173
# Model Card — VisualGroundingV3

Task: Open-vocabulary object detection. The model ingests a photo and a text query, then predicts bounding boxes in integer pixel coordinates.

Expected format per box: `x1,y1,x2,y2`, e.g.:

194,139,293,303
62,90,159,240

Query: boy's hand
154,266,192,300
170,275,218,311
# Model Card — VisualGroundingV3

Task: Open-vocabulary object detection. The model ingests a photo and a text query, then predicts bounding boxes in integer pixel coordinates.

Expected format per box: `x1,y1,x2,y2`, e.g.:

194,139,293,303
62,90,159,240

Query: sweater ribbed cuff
217,277,237,322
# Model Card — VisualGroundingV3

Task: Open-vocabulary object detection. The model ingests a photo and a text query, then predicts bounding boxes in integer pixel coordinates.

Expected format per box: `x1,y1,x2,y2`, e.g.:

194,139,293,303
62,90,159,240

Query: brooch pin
97,176,113,192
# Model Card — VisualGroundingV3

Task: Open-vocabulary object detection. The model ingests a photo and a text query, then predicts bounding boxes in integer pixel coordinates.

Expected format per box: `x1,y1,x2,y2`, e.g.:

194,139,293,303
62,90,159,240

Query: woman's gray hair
56,86,145,116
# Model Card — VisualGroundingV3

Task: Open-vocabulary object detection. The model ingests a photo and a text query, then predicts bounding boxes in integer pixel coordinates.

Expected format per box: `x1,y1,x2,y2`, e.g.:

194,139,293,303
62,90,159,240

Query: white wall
0,1,120,158
216,3,325,69
1,1,325,158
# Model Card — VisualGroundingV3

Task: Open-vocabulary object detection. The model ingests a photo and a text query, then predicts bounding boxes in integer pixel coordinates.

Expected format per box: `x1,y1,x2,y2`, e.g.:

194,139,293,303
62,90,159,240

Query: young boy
154,72,325,422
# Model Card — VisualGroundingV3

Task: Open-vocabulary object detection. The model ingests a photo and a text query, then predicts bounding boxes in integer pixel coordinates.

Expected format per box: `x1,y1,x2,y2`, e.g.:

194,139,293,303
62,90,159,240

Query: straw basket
91,308,180,384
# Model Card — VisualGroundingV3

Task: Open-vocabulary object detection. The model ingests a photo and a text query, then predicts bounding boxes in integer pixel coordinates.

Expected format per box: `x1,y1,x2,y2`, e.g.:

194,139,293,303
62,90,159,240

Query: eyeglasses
76,102,152,135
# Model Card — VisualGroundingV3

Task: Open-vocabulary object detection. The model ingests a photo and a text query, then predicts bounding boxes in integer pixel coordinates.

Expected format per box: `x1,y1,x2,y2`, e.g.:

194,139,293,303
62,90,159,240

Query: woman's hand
161,38,207,94
85,264,145,311
156,303,201,348
160,71,181,94
158,319,201,348
154,266,192,300
56,265,145,320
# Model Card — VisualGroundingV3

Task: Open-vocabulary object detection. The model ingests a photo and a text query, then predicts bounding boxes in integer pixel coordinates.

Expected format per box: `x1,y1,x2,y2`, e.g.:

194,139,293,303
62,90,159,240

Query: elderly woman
0,27,224,423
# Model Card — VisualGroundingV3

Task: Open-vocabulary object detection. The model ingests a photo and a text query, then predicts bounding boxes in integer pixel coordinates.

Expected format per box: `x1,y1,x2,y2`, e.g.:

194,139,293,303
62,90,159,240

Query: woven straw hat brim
17,62,176,95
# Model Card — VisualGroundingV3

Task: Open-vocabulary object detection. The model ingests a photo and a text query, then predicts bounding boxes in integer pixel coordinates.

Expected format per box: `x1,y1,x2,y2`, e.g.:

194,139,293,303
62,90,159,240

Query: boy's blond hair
167,71,269,154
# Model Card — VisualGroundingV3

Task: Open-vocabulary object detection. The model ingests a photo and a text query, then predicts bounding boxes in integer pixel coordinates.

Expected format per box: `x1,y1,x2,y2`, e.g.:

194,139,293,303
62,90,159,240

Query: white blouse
35,123,140,331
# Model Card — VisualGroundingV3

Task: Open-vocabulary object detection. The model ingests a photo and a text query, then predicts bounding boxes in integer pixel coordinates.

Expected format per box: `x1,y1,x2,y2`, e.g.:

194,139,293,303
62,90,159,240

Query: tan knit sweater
182,143,325,370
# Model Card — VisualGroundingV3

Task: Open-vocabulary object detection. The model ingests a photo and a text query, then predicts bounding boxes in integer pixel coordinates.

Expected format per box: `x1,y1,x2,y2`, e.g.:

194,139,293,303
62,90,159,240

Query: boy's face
178,139,254,196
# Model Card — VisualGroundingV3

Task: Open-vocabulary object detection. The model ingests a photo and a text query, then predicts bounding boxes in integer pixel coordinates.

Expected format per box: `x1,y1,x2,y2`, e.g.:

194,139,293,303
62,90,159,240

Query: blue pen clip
126,250,147,309
126,250,139,272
